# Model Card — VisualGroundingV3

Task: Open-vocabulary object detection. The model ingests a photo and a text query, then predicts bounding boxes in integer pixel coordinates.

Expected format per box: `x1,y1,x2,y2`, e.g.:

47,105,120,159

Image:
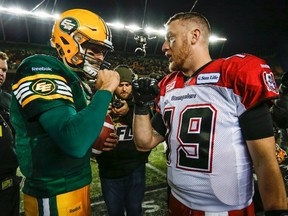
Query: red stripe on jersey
168,193,255,216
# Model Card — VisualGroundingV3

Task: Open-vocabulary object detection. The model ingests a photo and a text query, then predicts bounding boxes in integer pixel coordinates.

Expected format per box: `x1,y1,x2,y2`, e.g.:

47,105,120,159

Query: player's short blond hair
0,51,8,61
165,12,211,41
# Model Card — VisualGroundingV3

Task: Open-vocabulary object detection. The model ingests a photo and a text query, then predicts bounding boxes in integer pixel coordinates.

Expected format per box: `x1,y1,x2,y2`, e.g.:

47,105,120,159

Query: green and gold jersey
10,54,92,197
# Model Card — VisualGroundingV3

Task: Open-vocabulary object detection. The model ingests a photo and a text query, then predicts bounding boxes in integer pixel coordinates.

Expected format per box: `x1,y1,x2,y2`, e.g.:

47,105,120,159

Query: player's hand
132,77,160,107
102,133,119,152
278,72,288,96
95,69,120,93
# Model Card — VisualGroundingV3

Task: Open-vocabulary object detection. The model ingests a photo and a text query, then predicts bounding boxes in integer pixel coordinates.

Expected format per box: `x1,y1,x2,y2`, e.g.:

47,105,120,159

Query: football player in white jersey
132,12,288,216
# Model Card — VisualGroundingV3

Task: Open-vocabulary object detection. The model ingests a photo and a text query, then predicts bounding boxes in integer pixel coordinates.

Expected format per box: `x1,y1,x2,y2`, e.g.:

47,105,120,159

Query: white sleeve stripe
13,82,32,95
14,86,31,100
56,90,73,97
103,122,115,130
57,85,70,91
19,90,34,104
55,80,72,92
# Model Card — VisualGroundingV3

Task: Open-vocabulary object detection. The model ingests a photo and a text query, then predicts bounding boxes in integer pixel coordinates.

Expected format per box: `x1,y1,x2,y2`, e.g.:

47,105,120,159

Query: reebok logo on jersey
67,203,82,215
32,67,52,72
196,73,220,84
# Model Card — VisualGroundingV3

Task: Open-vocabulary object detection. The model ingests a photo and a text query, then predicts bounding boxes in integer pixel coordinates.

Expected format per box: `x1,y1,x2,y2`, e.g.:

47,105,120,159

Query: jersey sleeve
11,55,75,120
223,54,279,110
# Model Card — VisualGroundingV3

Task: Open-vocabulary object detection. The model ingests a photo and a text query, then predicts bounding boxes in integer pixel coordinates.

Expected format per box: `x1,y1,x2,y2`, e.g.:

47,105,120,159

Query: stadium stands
1,42,169,92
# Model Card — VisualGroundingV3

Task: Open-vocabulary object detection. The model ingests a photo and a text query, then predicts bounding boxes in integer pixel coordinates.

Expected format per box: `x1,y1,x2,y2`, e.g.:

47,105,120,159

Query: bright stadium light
106,22,165,36
33,11,59,19
8,7,27,15
209,35,227,43
107,22,125,30
0,6,226,41
0,6,58,20
124,24,142,32
144,27,165,36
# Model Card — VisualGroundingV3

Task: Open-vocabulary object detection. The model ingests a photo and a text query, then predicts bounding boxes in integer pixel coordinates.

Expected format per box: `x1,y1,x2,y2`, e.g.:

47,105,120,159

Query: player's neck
184,59,213,78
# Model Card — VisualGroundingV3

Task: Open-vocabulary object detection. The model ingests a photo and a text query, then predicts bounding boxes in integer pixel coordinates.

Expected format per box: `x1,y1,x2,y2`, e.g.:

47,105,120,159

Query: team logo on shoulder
263,72,278,93
32,79,56,95
60,17,78,33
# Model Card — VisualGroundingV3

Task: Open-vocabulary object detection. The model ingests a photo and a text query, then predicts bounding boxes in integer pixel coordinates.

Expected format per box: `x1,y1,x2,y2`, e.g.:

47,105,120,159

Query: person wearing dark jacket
96,65,151,216
0,51,20,216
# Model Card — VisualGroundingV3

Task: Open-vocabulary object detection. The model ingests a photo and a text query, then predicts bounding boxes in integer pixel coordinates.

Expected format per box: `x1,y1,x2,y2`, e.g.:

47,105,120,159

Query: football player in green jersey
10,9,120,216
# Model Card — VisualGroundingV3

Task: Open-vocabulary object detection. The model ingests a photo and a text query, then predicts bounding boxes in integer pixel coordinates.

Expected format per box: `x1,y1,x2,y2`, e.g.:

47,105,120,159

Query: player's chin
169,62,176,72
169,62,183,73
169,61,177,71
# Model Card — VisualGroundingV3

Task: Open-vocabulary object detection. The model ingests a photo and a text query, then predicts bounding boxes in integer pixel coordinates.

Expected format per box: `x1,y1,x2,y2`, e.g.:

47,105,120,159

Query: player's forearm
256,163,287,209
247,137,288,209
133,113,154,150
40,90,112,158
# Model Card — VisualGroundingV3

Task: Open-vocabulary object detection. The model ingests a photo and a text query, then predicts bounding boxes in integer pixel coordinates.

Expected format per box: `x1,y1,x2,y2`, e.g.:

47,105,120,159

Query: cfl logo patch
32,79,56,95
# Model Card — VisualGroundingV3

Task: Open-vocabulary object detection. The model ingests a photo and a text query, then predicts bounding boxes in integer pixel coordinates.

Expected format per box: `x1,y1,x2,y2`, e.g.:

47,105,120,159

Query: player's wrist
134,104,149,115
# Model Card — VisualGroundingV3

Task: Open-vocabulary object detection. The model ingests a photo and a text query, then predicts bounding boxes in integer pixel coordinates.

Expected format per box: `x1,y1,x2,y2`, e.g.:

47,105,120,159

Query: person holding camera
96,65,151,216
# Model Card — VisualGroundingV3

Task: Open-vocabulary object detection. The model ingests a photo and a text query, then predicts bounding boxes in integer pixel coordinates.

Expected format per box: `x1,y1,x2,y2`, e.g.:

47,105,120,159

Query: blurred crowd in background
1,44,169,92
1,43,285,93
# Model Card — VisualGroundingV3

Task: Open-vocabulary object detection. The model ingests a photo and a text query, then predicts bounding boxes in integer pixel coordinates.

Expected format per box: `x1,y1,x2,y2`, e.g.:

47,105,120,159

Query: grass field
90,143,167,197
19,143,168,214
17,143,288,215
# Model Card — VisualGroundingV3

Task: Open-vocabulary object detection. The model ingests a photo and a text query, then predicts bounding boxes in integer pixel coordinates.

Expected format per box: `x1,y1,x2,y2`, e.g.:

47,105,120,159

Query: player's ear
190,28,200,45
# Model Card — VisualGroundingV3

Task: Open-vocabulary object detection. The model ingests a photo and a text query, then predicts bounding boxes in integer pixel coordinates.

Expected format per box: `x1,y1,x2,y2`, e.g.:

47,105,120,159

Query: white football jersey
155,54,279,211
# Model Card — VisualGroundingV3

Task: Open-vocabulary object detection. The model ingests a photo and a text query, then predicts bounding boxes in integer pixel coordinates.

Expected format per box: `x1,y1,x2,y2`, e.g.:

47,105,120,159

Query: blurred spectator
0,51,21,216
